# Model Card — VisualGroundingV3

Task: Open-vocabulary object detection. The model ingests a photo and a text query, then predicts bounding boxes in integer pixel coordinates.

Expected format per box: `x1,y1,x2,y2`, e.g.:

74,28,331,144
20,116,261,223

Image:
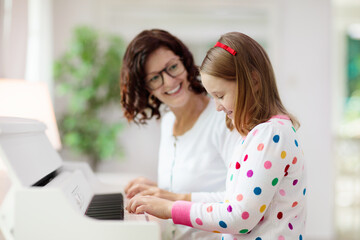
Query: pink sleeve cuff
171,201,193,227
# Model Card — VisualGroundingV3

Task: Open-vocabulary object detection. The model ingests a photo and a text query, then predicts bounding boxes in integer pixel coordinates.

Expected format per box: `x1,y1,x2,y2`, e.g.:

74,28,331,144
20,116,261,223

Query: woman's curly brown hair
120,29,206,124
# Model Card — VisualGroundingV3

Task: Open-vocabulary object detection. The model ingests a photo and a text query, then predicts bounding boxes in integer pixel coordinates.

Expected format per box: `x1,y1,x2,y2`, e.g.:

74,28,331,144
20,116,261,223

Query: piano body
0,117,160,240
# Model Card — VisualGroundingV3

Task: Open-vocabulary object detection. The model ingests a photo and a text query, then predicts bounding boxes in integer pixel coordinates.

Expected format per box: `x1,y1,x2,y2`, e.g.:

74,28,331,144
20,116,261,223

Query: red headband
214,42,237,56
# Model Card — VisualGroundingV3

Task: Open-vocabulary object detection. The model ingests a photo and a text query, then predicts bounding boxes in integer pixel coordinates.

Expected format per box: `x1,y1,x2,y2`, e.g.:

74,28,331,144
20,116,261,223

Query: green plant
54,26,125,168
345,35,360,122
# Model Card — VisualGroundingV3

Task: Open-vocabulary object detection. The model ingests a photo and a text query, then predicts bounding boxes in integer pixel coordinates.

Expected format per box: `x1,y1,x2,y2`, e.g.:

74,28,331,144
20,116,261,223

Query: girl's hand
126,184,190,201
126,195,174,219
124,177,157,194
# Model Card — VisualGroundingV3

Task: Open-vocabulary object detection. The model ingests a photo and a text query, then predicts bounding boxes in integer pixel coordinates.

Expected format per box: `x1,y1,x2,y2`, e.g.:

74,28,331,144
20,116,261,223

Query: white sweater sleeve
191,192,225,203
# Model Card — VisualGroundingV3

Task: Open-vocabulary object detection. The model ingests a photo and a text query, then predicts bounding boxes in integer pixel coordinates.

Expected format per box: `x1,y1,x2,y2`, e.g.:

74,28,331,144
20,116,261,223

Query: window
335,24,360,240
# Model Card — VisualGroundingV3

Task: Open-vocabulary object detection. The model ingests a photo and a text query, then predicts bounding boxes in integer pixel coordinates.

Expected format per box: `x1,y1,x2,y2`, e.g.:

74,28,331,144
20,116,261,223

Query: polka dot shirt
172,116,307,240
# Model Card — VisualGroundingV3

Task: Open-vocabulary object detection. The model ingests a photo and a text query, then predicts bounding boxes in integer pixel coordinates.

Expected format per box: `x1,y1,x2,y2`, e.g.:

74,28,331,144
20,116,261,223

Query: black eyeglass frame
145,58,185,90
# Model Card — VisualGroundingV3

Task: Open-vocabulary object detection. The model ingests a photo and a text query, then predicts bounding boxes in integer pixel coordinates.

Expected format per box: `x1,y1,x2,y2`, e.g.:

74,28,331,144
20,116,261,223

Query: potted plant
54,26,125,169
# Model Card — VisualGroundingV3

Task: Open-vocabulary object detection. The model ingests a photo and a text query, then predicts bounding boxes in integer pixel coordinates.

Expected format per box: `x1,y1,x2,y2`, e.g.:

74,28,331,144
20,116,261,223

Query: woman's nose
162,71,175,86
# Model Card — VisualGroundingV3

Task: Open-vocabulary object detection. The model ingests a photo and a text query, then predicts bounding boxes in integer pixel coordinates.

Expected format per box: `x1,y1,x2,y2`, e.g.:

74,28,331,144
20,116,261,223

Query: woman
120,29,239,240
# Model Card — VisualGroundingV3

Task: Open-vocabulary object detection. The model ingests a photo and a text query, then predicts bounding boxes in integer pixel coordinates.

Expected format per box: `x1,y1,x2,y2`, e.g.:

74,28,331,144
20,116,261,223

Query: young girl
127,32,306,240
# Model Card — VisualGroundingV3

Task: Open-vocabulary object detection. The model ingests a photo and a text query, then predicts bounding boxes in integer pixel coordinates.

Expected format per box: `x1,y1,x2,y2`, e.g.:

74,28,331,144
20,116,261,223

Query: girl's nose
215,101,224,112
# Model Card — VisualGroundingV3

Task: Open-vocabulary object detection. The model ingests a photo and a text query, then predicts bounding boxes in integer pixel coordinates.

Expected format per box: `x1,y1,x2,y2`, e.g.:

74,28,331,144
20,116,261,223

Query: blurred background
0,0,360,239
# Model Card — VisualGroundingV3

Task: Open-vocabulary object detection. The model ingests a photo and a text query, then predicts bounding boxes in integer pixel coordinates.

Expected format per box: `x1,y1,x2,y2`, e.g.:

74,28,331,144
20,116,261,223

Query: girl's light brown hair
200,32,299,135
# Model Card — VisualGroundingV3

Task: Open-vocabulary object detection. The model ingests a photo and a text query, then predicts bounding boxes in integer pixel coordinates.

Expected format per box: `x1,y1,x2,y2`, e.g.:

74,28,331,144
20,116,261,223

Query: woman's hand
126,195,173,219
126,183,191,201
124,177,157,194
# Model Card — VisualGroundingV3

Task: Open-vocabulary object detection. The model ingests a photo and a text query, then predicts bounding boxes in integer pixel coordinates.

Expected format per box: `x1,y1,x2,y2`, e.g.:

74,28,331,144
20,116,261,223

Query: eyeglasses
145,58,185,90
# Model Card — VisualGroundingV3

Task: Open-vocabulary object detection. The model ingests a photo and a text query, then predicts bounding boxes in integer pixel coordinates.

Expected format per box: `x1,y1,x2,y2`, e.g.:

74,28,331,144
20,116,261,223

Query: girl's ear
251,71,261,92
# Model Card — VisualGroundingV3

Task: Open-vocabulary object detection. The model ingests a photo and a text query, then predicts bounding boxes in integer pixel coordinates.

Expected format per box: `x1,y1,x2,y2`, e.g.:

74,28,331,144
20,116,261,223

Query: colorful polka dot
295,140,298,147
292,126,296,132
227,205,232,212
292,157,297,164
254,187,262,195
247,170,253,177
278,121,284,125
195,218,203,225
219,220,227,228
277,212,283,219
256,237,262,240
242,211,249,220
289,223,293,230
284,164,290,175
235,162,241,169
293,179,298,185
292,201,298,207
239,229,248,234
264,161,272,169
303,188,306,195
281,151,287,159
278,236,285,240
260,204,266,212
237,194,243,201
299,234,303,240
244,154,248,161
260,216,265,222
272,178,279,186
213,230,220,233
253,129,258,136
207,206,213,212
230,174,233,181
273,135,280,143
279,189,286,196
257,143,264,151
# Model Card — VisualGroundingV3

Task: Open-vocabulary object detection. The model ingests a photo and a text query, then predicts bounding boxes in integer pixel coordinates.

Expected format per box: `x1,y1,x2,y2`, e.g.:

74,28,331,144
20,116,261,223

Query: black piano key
87,209,123,215
85,193,124,220
87,205,122,211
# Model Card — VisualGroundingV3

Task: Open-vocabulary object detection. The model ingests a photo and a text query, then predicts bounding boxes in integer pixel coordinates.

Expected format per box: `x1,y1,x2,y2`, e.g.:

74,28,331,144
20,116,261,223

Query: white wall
275,1,333,239
53,0,334,239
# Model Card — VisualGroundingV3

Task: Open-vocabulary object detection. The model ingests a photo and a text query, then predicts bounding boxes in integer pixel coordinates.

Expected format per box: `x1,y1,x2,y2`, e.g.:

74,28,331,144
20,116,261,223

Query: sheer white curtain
0,0,53,94
25,0,53,95
0,0,12,76
0,0,27,80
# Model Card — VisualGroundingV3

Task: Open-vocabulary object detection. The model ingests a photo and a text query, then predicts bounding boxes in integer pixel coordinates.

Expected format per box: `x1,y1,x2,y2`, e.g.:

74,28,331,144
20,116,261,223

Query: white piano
0,117,160,240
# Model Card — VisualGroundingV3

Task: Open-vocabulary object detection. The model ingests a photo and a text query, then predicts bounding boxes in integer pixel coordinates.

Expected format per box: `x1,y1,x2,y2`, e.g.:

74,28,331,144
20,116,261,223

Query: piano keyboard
85,193,124,220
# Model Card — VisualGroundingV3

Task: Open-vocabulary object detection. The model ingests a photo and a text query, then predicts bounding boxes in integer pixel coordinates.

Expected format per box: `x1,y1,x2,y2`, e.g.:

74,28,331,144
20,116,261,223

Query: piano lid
0,116,46,134
0,117,62,187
